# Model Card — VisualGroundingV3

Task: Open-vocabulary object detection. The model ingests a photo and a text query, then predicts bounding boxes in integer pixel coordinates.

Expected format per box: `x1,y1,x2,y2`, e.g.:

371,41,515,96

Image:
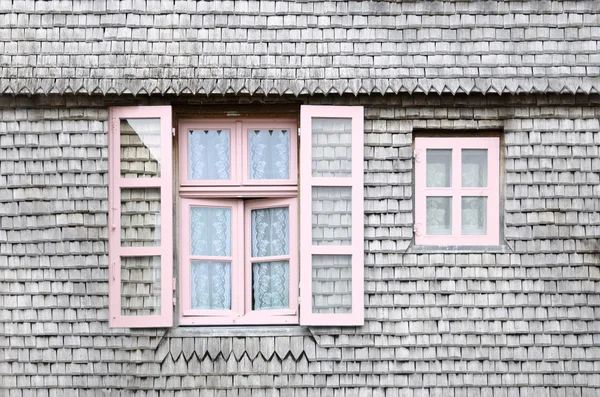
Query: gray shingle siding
0,93,599,396
1,0,600,95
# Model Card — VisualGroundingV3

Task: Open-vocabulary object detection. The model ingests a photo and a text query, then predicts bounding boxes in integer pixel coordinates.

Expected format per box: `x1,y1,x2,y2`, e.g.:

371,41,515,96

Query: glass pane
312,255,352,314
426,197,452,235
121,188,161,247
188,129,230,180
248,129,290,179
252,261,289,310
462,149,488,187
190,207,231,256
462,197,487,235
426,149,452,187
120,256,161,316
120,118,161,178
251,207,289,257
312,118,352,177
312,187,352,246
191,261,231,310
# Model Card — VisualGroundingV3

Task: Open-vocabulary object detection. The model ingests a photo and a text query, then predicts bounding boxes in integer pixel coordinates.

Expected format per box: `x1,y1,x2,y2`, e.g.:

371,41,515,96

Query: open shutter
299,105,364,326
108,106,173,328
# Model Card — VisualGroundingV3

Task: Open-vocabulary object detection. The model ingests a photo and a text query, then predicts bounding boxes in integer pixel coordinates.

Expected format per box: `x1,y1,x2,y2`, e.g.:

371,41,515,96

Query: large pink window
108,108,365,328
178,119,299,325
414,137,500,246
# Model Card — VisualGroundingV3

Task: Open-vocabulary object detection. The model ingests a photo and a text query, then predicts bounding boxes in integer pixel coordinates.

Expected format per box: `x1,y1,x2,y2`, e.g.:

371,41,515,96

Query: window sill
407,244,513,254
170,325,311,338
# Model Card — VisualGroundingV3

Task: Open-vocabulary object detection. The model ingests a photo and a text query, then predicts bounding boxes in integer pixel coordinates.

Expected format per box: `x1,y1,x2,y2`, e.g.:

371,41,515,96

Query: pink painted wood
108,106,173,328
299,105,365,326
178,117,300,326
241,121,298,186
179,198,244,325
179,198,298,325
414,137,500,246
179,118,297,190
243,198,299,325
178,120,239,186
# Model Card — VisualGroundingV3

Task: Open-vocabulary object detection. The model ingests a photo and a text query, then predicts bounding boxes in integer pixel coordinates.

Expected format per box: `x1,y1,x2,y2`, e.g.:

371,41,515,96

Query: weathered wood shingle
1,0,600,96
1,93,599,396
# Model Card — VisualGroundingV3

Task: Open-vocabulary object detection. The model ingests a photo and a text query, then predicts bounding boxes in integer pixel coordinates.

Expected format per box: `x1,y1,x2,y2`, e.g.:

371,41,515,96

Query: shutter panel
108,106,173,328
299,105,364,326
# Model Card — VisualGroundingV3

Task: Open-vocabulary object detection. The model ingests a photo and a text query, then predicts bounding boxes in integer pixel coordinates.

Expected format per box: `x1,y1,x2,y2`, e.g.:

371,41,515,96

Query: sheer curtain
188,130,230,180
190,207,232,310
251,207,289,310
248,129,290,179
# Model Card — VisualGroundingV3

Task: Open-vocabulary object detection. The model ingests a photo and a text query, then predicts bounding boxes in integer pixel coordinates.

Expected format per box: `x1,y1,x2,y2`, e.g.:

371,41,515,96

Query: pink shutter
108,106,173,328
299,105,364,326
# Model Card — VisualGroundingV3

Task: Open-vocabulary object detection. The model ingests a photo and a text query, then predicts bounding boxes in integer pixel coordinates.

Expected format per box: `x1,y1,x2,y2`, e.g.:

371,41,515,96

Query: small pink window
414,137,500,246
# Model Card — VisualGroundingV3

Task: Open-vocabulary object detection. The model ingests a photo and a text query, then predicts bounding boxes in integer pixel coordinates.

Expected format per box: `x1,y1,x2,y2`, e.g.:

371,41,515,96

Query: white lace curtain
251,208,290,310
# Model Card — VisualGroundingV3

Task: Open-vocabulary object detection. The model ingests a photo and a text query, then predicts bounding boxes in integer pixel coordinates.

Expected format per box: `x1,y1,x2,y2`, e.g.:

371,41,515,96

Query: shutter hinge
297,127,300,137
413,223,422,237
414,149,422,163
172,127,176,137
172,278,176,306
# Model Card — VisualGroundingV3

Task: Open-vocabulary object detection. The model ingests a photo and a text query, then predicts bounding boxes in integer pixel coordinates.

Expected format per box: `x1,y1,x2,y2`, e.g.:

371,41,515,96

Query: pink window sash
414,137,500,246
179,198,244,325
299,105,365,326
178,120,239,186
241,120,298,186
179,198,299,325
242,198,299,325
179,119,298,188
108,106,173,328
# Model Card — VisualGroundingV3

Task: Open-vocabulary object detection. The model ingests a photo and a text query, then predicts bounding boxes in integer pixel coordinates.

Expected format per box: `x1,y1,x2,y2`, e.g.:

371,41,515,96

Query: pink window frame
179,198,298,325
299,105,365,326
178,120,240,186
414,137,500,246
178,117,299,326
179,198,244,325
241,198,298,325
178,119,298,198
108,106,173,328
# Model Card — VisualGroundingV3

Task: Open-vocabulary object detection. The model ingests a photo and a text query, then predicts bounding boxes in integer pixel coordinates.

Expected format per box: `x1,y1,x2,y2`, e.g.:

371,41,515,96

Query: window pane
462,149,488,187
121,256,161,316
248,129,290,179
251,207,289,257
311,255,352,314
121,188,161,247
312,187,352,245
462,197,487,235
191,261,231,310
426,197,452,235
120,118,161,178
190,207,231,256
252,261,289,310
312,118,352,177
426,149,452,187
188,129,230,180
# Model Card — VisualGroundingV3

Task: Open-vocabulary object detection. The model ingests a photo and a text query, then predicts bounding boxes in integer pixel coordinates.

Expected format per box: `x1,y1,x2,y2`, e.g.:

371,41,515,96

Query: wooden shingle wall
1,0,600,96
0,93,599,396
